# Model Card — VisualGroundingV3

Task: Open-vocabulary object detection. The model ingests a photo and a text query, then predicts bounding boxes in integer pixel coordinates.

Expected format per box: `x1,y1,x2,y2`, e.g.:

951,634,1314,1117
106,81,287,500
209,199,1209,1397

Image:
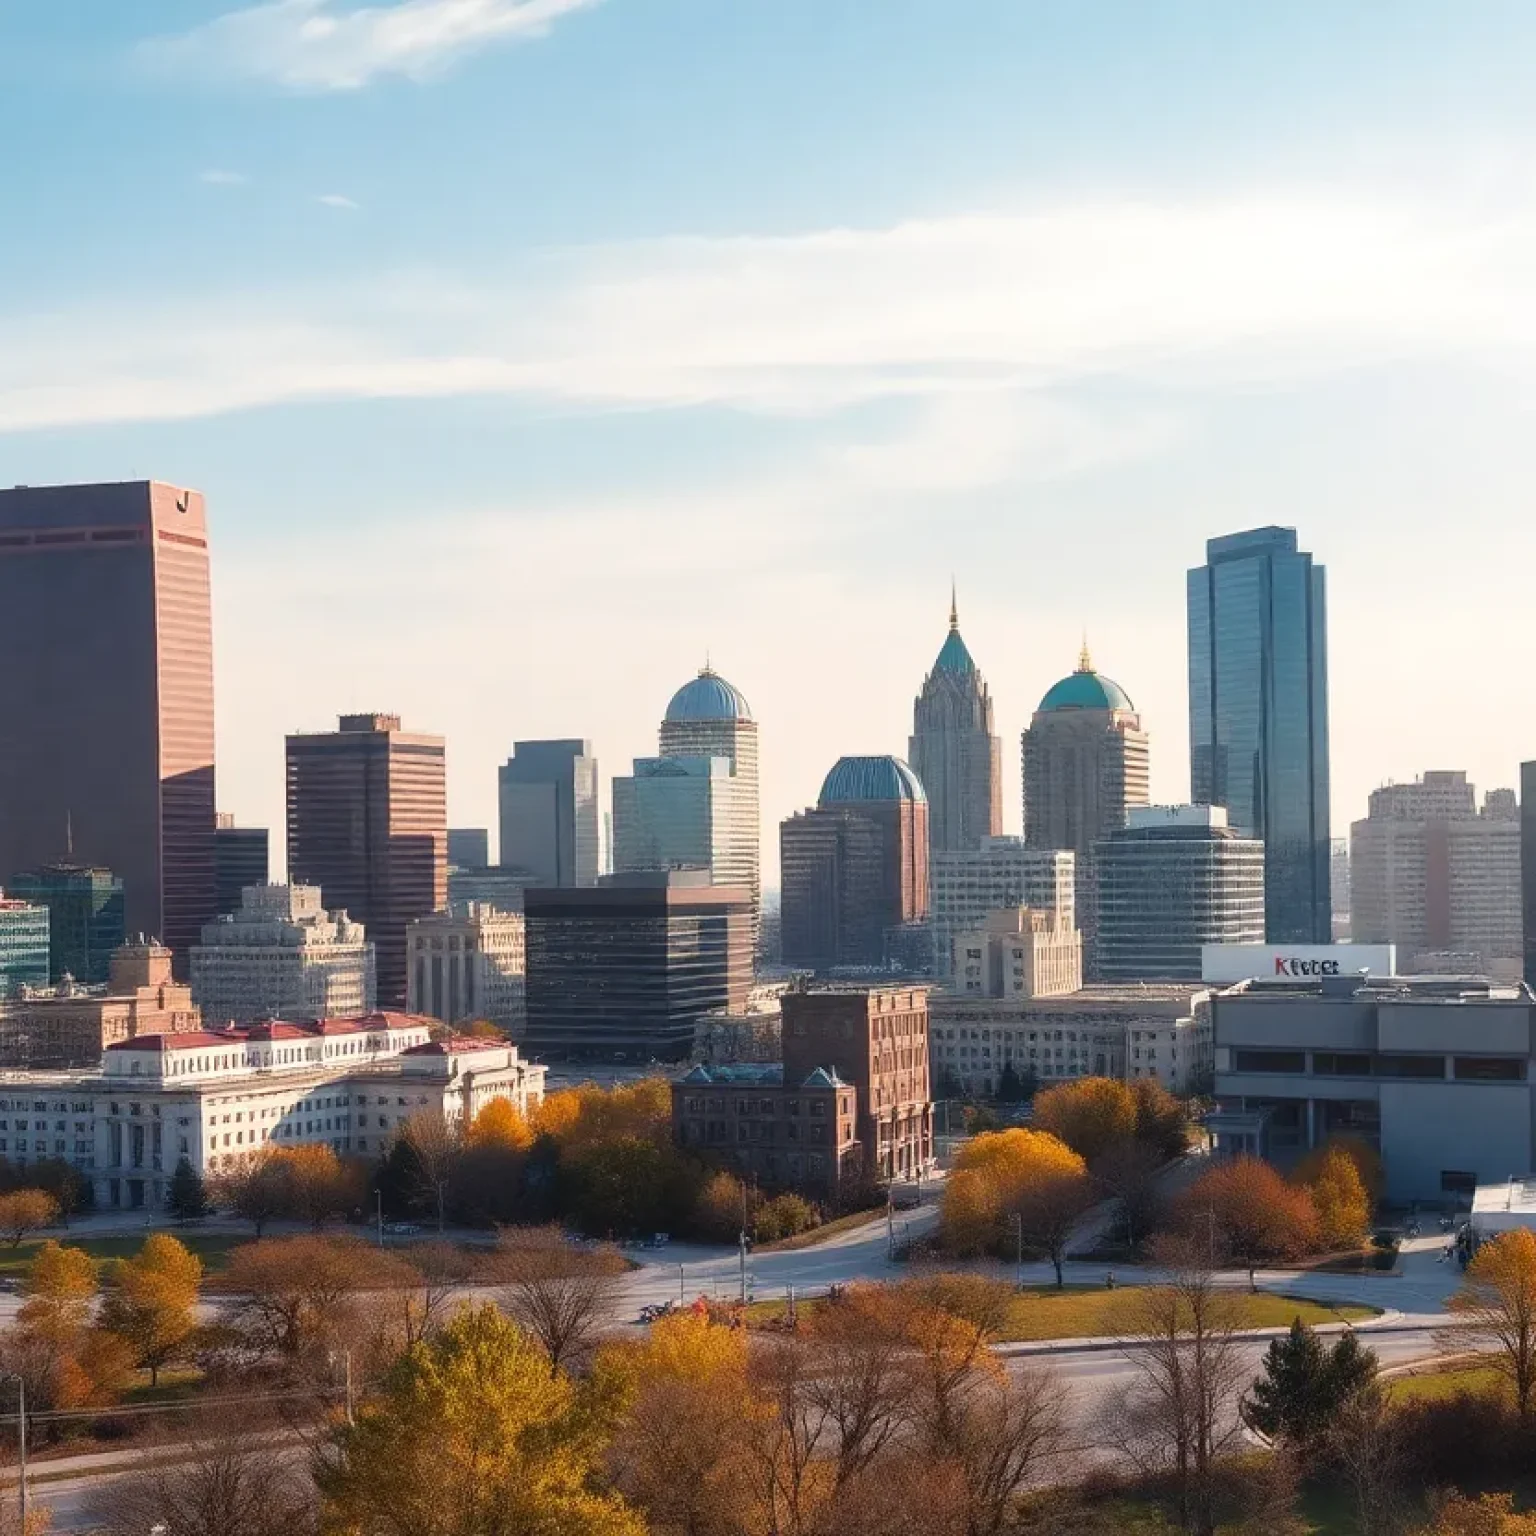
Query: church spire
1077,632,1093,673
949,579,958,632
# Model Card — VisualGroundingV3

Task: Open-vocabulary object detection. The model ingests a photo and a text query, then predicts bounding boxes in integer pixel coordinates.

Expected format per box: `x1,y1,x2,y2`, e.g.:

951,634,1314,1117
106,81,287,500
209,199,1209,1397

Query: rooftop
105,1011,435,1051
664,666,753,724
1036,643,1135,715
818,755,927,807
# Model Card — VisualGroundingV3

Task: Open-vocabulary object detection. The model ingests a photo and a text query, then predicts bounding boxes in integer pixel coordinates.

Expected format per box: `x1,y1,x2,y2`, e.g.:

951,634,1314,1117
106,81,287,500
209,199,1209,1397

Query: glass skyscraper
1188,526,1331,943
8,862,124,985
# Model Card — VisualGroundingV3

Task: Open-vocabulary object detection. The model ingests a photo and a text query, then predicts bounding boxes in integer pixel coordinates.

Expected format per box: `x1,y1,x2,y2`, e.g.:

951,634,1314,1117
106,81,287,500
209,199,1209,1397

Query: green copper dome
1037,643,1135,713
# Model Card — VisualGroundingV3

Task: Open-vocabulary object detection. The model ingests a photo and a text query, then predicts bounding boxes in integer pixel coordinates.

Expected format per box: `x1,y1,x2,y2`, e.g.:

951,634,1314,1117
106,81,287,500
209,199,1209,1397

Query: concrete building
447,866,532,914
780,757,929,972
0,1015,546,1210
1022,645,1149,974
213,817,269,919
286,714,447,1009
9,863,124,986
1210,973,1536,1203
406,904,526,1036
1188,526,1331,943
952,906,1082,1000
523,871,753,1061
0,896,49,997
611,756,756,898
447,829,489,870
930,982,1213,1098
909,591,1003,855
498,740,600,889
657,668,761,944
1096,807,1266,981
0,482,216,964
929,837,1075,980
1331,839,1351,941
1351,772,1522,980
0,940,198,1069
189,884,375,1027
1525,762,1536,992
691,986,786,1065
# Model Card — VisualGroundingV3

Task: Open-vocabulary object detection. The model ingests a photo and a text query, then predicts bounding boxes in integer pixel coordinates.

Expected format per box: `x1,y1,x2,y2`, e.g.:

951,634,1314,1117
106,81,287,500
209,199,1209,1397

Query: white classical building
0,1011,546,1210
406,905,526,1035
190,884,375,1026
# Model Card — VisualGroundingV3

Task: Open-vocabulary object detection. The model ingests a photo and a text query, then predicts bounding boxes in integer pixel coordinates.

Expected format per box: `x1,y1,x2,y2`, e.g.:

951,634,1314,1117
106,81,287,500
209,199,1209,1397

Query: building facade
0,897,49,997
1095,806,1266,981
1351,772,1522,980
611,756,756,896
0,1016,546,1210
1524,762,1536,992
909,593,1003,855
498,740,600,889
951,906,1082,1000
213,818,269,919
1210,975,1536,1202
447,829,490,870
523,872,753,1061
8,863,124,987
929,837,1075,981
0,940,198,1069
1022,646,1150,974
0,481,216,965
657,668,761,943
447,866,532,914
1188,526,1331,943
780,756,930,971
406,904,526,1036
286,714,447,1008
190,884,375,1027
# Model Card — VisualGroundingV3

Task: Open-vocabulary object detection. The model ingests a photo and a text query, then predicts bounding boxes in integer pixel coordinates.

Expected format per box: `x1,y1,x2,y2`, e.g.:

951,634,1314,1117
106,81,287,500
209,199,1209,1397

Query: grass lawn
1388,1363,1508,1404
756,1209,885,1253
0,1229,250,1279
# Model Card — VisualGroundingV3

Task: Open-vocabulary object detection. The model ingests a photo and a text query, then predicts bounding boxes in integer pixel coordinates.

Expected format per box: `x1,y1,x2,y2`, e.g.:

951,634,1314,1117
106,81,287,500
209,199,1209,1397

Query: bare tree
1328,1383,1407,1536
400,1113,462,1232
944,1365,1070,1536
1099,1234,1249,1536
490,1225,626,1374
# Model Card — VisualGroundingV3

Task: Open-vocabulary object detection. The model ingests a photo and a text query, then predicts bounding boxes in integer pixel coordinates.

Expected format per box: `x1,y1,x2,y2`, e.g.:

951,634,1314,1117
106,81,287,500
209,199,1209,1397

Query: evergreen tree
1244,1318,1377,1457
997,1062,1026,1104
166,1157,208,1221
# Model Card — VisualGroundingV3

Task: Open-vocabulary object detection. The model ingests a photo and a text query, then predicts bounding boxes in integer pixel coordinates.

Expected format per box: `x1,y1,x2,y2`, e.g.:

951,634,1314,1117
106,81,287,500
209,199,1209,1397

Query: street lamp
1,1373,26,1533
1012,1212,1024,1291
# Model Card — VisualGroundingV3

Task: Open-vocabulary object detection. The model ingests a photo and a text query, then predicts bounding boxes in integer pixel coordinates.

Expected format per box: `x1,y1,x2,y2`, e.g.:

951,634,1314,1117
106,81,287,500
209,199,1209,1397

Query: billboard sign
1201,943,1396,985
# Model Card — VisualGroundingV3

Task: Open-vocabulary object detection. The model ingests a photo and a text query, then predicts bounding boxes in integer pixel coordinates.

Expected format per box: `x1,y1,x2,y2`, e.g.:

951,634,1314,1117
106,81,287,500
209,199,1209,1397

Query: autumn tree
399,1112,462,1232
1129,1076,1191,1161
212,1151,291,1236
1329,1382,1407,1536
1423,1492,1536,1534
692,1169,750,1244
491,1224,627,1375
100,1233,203,1386
315,1303,643,1535
221,1234,381,1366
0,1190,59,1247
1298,1143,1372,1250
1296,1135,1384,1205
1179,1155,1320,1287
274,1143,358,1229
1031,1077,1137,1165
1092,1137,1165,1248
8,1240,133,1411
465,1097,532,1153
1446,1227,1536,1421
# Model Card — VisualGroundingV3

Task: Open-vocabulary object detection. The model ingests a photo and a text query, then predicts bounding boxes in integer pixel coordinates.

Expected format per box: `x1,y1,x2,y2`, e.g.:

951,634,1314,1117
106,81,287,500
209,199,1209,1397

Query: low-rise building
0,894,50,998
0,1012,547,1210
691,986,787,1065
406,904,526,1035
8,863,123,985
929,839,1075,980
952,906,1081,999
190,884,375,1027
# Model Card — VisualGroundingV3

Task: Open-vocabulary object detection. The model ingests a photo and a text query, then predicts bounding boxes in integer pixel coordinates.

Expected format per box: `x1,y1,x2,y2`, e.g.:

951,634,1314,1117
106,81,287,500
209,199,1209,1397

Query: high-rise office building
286,714,447,1008
447,829,489,870
1188,526,1331,943
0,895,50,997
1021,645,1149,973
523,871,752,1060
657,667,761,942
214,816,269,918
1351,772,1522,979
1095,806,1265,981
929,837,1075,979
1523,762,1536,991
190,883,375,1026
909,591,1002,854
780,756,929,971
8,863,124,986
612,756,756,891
0,482,216,965
497,740,600,888
407,904,526,1036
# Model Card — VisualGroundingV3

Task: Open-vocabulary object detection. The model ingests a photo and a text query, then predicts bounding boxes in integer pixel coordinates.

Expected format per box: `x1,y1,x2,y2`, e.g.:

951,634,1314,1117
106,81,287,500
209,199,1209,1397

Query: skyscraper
8,863,124,986
780,756,929,970
0,482,216,965
1188,526,1331,943
909,590,1002,854
929,837,1076,979
286,714,447,1007
658,667,761,941
497,740,600,888
214,816,269,918
1021,645,1149,973
611,756,756,894
1523,762,1536,991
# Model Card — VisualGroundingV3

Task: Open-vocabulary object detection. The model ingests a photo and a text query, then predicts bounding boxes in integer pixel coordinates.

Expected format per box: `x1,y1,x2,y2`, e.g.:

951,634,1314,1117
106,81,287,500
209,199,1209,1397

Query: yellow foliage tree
18,1241,98,1346
937,1168,1000,1257
11,1241,131,1411
465,1097,533,1153
534,1079,673,1151
1031,1077,1138,1164
1449,1227,1536,1421
1295,1135,1384,1205
0,1190,60,1248
315,1303,644,1535
1299,1145,1372,1250
100,1233,203,1386
1424,1491,1536,1533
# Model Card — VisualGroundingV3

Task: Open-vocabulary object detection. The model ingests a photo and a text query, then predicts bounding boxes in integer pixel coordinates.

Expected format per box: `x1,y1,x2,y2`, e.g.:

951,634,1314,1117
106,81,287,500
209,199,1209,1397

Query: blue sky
5,1,1536,879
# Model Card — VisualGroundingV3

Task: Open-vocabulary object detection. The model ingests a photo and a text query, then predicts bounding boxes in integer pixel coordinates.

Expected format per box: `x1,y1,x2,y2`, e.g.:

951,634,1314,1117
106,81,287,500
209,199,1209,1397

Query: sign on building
1201,943,1396,985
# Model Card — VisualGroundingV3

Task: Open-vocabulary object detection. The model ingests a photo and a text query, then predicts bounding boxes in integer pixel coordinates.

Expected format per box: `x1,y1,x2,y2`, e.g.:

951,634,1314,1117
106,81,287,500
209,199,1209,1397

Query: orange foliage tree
1447,1227,1536,1421
1296,1144,1372,1250
1178,1156,1320,1287
1031,1078,1137,1165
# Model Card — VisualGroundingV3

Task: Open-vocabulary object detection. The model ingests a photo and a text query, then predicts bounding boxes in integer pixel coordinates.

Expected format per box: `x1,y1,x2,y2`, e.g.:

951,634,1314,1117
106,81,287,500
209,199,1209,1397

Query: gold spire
949,579,958,632
1077,633,1093,673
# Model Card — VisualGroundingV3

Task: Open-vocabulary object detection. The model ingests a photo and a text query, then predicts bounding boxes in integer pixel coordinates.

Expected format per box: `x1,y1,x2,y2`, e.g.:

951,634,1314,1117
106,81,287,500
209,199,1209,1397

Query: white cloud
140,0,604,91
315,192,360,209
199,169,248,185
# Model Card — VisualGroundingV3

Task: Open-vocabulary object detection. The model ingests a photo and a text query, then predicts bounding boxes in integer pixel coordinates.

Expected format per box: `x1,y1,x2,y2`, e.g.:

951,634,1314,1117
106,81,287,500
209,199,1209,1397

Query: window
1374,1055,1445,1080
1312,1053,1371,1076
1232,1050,1306,1074
1455,1057,1525,1082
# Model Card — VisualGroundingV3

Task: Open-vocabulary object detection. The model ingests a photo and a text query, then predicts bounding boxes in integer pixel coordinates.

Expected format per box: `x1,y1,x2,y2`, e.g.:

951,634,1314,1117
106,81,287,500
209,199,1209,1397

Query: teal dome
819,755,927,806
1038,647,1134,713
665,667,752,723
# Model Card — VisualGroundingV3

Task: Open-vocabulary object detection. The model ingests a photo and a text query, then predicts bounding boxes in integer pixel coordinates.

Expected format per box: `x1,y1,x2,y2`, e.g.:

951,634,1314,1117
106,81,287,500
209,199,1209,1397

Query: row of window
1232,1050,1526,1082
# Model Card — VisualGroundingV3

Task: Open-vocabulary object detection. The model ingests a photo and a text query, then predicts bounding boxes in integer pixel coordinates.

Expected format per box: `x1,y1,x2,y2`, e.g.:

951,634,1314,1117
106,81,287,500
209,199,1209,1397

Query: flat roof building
929,837,1074,981
8,863,124,987
0,897,49,998
498,740,600,889
407,904,526,1036
214,818,269,919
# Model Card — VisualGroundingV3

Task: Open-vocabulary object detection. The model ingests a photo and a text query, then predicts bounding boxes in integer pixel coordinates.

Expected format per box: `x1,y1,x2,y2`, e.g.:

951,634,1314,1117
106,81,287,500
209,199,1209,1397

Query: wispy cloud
199,169,248,186
4,193,1536,442
140,0,604,91
314,193,360,210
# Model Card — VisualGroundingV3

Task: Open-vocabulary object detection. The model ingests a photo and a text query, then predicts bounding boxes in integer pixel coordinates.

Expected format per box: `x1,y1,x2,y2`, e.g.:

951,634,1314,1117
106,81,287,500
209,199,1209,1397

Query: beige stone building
929,837,1075,981
406,904,526,1036
952,907,1081,1000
